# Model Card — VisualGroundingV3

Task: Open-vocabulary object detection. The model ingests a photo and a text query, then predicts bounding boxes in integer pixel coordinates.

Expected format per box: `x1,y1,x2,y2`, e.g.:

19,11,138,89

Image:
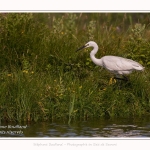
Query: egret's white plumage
76,41,144,80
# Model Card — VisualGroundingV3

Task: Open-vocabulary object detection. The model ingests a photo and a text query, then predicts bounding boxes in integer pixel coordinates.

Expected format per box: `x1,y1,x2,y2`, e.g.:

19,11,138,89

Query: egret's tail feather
133,66,144,71
132,63,144,71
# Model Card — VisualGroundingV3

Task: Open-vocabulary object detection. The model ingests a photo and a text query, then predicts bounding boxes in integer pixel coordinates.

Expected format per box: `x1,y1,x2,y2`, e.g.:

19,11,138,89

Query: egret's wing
102,56,143,71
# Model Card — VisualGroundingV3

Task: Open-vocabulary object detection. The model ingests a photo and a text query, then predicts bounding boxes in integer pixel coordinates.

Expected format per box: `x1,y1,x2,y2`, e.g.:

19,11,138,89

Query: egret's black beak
76,45,86,52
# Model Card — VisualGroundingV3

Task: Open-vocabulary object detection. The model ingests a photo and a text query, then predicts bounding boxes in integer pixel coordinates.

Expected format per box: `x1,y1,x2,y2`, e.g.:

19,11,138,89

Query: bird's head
76,41,97,52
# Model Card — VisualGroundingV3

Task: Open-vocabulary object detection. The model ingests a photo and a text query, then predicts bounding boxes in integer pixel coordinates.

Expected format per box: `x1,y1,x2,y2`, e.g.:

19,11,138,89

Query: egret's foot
109,77,117,85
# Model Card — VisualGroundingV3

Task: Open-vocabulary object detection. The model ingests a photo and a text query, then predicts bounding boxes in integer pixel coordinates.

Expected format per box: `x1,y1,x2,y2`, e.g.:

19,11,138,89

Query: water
0,117,150,137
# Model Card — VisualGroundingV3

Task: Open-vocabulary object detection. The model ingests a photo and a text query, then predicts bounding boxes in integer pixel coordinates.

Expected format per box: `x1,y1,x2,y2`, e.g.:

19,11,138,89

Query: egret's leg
122,75,129,81
114,75,128,81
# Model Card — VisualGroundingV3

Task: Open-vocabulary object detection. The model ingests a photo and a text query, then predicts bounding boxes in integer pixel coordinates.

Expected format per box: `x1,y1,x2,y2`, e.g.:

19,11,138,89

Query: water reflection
0,117,150,137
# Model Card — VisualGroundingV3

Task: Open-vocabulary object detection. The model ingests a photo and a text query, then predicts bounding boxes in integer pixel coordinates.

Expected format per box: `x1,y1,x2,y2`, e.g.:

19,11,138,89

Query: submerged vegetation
0,13,150,122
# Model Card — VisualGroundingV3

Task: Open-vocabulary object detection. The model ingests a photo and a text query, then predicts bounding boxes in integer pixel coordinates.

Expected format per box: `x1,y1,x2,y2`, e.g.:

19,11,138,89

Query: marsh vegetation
0,13,150,122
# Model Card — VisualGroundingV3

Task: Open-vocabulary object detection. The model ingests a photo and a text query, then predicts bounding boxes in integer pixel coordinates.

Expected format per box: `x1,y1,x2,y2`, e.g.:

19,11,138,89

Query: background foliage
0,13,150,122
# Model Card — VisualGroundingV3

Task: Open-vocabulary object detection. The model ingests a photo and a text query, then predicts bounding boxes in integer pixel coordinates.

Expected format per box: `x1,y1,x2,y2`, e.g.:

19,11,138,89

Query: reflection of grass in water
0,13,150,122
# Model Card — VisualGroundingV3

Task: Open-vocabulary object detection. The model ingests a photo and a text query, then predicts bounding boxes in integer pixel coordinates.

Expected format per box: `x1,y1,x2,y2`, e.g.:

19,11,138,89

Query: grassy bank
0,13,150,122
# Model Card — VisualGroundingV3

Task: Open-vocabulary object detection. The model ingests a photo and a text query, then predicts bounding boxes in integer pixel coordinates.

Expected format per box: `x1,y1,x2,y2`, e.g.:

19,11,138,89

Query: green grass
0,13,150,122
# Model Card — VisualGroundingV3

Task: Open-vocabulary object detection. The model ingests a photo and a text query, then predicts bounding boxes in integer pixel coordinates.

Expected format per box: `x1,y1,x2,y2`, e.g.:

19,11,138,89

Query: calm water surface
0,117,150,137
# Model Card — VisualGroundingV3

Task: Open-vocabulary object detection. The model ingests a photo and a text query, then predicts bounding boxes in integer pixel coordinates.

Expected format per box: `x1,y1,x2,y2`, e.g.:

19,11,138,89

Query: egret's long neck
90,44,103,66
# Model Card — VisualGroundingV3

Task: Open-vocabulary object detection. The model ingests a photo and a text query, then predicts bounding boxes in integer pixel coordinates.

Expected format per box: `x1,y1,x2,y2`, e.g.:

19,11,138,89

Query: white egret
76,41,144,81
